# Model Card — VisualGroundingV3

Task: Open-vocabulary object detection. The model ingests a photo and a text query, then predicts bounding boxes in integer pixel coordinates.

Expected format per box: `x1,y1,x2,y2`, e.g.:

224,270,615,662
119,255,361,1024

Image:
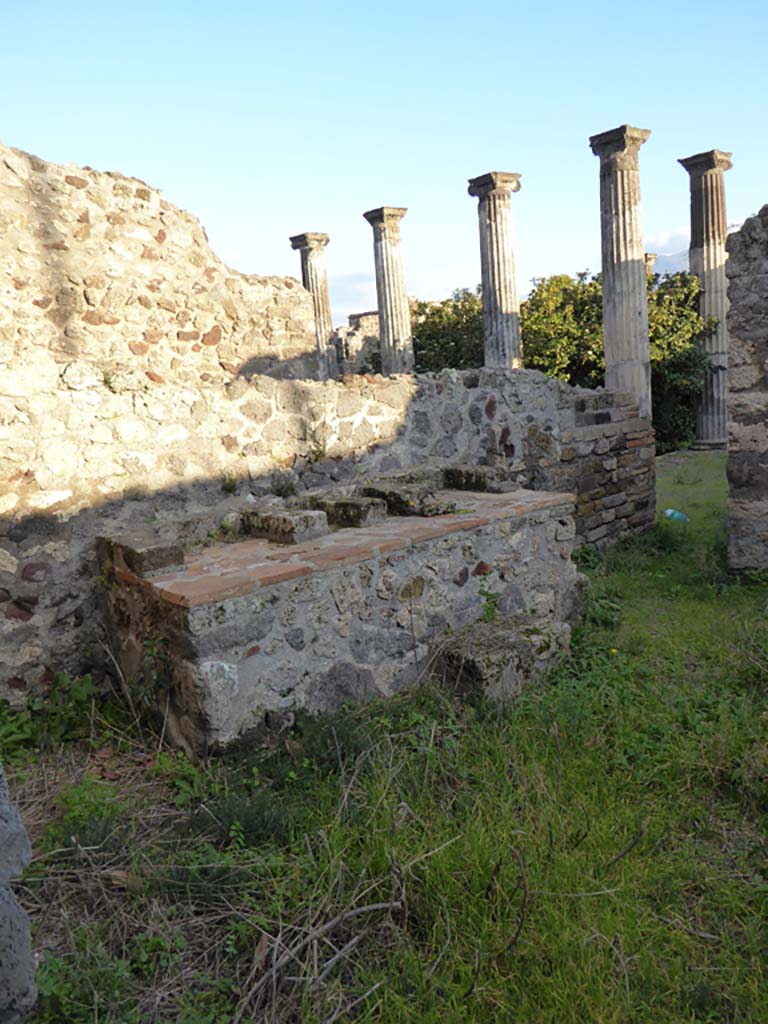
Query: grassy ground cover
3,451,767,1023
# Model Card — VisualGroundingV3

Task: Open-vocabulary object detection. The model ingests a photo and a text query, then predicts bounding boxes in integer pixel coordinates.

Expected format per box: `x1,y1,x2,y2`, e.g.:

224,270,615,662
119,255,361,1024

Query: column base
690,440,727,451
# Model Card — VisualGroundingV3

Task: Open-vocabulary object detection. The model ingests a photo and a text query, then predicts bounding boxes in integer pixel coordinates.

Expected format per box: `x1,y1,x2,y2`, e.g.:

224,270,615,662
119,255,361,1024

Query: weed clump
269,469,296,498
0,672,101,758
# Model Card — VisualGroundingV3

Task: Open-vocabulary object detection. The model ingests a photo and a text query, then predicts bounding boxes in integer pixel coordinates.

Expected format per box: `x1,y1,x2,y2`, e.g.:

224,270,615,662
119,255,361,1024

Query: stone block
239,508,329,544
430,614,571,700
301,497,387,529
99,531,184,576
360,483,456,517
442,464,510,492
586,523,610,542
0,765,37,1022
601,492,628,510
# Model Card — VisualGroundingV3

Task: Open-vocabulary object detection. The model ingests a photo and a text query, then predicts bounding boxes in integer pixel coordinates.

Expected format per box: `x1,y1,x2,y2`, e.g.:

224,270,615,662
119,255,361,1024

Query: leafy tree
647,272,712,452
411,271,713,451
520,272,604,387
412,287,483,373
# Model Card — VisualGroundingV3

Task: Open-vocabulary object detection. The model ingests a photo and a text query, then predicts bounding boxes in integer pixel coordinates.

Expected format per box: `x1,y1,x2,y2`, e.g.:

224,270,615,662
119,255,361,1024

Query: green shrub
0,672,99,759
412,287,483,372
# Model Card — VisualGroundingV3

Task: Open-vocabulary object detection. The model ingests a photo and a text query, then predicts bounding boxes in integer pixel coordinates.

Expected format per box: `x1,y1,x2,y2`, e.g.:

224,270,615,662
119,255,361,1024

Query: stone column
679,149,733,448
467,172,523,369
645,253,657,277
589,125,652,420
289,232,334,379
363,207,414,375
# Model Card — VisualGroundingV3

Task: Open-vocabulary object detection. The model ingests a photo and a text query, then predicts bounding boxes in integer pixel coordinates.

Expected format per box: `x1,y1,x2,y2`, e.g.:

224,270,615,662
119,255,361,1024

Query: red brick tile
373,537,408,555
156,573,256,607
304,546,377,570
115,568,141,586
141,489,575,606
249,563,313,586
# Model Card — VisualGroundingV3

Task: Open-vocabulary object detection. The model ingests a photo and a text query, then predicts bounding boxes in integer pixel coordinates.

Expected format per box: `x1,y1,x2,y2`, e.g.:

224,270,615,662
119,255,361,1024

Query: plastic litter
663,508,689,523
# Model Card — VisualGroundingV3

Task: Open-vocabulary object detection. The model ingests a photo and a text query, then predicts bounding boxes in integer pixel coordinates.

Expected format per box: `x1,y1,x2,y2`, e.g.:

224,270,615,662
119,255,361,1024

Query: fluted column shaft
289,232,334,379
468,172,522,369
590,125,652,420
679,150,733,448
363,207,413,375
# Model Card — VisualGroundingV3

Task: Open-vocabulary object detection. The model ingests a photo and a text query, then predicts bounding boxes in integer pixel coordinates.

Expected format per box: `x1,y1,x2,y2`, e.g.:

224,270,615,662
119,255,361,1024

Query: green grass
5,452,768,1023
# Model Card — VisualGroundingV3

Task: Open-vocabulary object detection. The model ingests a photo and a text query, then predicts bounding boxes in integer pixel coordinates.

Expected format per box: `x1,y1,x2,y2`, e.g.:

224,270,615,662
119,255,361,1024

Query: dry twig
598,817,650,875
231,900,402,1023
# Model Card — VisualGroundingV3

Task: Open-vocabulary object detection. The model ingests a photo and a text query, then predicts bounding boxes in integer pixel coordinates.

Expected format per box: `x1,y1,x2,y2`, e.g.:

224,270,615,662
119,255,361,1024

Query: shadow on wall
236,352,325,381
0,369,523,700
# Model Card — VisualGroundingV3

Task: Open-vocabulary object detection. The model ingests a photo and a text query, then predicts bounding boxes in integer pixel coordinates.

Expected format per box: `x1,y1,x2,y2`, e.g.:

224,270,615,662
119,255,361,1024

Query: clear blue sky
3,0,766,321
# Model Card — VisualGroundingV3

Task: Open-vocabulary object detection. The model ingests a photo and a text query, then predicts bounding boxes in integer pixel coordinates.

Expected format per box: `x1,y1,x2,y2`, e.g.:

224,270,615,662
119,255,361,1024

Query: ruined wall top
0,142,318,385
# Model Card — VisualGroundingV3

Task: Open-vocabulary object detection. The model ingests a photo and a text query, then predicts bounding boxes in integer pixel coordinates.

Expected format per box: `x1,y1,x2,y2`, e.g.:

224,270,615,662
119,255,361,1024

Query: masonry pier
726,205,768,569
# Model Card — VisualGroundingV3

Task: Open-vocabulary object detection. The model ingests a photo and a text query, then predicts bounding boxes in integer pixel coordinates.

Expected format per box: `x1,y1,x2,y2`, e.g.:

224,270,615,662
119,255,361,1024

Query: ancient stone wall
332,311,381,374
1,366,653,704
0,142,655,706
0,142,318,385
726,205,768,569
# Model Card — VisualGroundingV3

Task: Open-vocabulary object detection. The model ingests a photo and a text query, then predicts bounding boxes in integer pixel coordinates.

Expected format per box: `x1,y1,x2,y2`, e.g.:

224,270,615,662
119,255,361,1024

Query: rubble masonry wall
726,205,768,569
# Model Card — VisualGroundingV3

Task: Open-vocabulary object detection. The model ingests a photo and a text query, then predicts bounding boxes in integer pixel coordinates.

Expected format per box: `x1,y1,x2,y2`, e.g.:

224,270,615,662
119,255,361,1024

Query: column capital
363,207,407,228
468,172,522,200
678,150,733,176
589,124,651,163
289,232,330,252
